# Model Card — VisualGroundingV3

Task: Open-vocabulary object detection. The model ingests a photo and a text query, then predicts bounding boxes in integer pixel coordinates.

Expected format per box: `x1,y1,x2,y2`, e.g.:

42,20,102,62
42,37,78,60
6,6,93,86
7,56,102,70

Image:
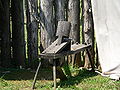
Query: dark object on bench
32,21,94,90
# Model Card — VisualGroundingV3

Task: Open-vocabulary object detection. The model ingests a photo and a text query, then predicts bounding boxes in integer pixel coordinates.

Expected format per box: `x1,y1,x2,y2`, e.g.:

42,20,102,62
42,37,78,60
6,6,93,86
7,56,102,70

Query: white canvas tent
91,0,120,80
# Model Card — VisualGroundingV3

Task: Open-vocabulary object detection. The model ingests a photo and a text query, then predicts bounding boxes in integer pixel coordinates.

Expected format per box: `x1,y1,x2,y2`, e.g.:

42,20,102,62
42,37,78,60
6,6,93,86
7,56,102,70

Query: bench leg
53,59,57,90
32,61,41,89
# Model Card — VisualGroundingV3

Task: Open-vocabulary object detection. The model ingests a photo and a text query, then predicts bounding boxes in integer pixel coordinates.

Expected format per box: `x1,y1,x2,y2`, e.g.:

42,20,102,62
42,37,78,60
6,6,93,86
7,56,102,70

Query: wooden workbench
32,43,94,90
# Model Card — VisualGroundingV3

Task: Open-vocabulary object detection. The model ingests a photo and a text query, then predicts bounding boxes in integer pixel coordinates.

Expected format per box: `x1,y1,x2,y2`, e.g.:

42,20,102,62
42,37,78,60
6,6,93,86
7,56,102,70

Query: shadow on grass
57,69,98,88
0,67,53,80
0,67,98,88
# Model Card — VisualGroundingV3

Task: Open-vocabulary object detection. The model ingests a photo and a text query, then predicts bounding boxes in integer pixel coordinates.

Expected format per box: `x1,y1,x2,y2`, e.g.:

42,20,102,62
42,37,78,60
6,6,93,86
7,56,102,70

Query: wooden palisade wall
0,0,98,69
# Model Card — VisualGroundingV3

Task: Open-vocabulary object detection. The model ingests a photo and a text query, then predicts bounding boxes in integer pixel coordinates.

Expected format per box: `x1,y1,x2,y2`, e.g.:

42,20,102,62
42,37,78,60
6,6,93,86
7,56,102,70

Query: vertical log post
0,2,1,66
54,0,65,29
68,0,81,66
11,0,26,68
82,0,95,69
26,0,38,69
0,0,11,67
40,0,55,67
40,0,55,49
0,0,1,65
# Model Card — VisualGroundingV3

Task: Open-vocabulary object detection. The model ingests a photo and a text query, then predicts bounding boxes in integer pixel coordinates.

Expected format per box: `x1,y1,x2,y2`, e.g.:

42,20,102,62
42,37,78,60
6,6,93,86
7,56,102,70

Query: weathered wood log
68,0,81,67
68,0,80,44
11,0,26,67
26,0,38,68
0,37,2,67
82,0,95,68
55,0,65,21
40,0,55,67
54,0,66,31
0,0,11,67
40,0,55,49
0,4,1,66
65,0,69,21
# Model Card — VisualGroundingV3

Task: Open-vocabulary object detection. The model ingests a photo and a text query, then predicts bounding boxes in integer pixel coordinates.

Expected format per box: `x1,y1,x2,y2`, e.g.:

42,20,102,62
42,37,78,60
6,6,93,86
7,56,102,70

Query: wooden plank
50,42,68,53
44,42,68,54
71,43,87,51
40,44,91,59
42,40,70,54
42,39,59,54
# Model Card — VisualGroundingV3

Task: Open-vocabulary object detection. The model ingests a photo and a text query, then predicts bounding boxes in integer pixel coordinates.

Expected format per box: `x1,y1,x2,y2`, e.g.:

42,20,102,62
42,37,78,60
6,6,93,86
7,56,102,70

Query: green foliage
0,78,8,87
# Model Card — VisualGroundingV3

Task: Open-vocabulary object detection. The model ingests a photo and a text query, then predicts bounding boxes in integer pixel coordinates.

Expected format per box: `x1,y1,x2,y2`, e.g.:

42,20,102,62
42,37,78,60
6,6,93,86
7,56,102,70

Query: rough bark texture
26,0,38,68
56,21,71,37
40,0,55,49
40,0,55,67
11,0,26,68
55,0,65,21
82,0,94,68
68,0,80,43
0,1,1,66
68,0,81,66
0,22,1,67
0,0,11,67
54,0,65,29
65,0,69,21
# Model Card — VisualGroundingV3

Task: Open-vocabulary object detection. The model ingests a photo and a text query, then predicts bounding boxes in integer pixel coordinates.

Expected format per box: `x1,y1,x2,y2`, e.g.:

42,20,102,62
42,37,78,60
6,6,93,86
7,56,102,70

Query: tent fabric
91,0,120,80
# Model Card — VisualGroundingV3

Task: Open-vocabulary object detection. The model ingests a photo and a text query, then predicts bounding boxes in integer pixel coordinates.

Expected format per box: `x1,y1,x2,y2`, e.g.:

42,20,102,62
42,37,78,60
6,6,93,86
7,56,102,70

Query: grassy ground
0,66,120,90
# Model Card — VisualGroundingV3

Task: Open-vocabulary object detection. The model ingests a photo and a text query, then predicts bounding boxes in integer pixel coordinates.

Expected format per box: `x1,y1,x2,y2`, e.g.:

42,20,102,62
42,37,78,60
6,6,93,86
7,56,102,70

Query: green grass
0,66,120,90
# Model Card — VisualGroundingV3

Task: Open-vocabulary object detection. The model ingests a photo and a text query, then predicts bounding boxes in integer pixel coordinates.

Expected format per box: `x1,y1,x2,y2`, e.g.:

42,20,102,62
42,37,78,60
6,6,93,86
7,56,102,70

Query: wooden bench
32,21,94,90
